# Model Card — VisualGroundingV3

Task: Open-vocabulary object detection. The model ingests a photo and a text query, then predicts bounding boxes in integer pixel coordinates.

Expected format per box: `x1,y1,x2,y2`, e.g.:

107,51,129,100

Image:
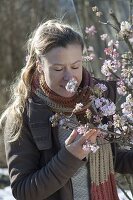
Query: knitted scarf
32,68,119,200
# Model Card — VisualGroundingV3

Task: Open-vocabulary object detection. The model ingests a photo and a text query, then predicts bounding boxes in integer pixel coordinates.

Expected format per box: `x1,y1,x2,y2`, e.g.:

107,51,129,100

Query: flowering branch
109,10,133,55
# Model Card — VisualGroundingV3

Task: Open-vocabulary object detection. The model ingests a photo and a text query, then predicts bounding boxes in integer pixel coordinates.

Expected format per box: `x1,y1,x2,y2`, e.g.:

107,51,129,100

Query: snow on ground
0,169,8,176
0,168,15,200
0,186,132,200
117,189,132,200
0,168,132,200
0,186,15,200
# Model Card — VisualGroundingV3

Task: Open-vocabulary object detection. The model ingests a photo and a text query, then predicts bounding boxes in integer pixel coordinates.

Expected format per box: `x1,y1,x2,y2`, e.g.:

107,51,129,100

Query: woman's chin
54,87,76,98
57,90,75,98
64,93,75,98
50,87,74,97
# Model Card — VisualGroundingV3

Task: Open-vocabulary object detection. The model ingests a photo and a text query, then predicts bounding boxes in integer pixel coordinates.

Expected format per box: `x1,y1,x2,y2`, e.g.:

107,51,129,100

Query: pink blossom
85,25,97,36
121,68,131,78
126,94,133,105
129,37,133,44
98,123,108,131
120,21,132,36
82,140,99,153
73,103,83,112
104,47,112,55
77,125,88,135
85,109,92,119
100,102,116,116
59,118,68,126
112,59,121,69
100,33,108,41
120,21,131,32
104,47,119,58
117,80,127,96
115,129,122,135
107,40,119,49
113,114,127,128
95,83,108,92
87,46,94,52
101,59,121,77
117,87,127,96
94,98,104,108
108,40,114,47
121,102,133,120
114,41,119,48
65,78,78,93
83,54,95,61
96,11,102,17
49,113,61,127
92,6,98,12
129,77,133,86
122,126,128,131
101,60,112,76
94,97,116,116
93,115,101,123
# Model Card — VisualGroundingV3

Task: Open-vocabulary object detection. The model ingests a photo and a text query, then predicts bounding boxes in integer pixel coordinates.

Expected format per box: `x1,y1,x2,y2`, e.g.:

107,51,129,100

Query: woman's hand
65,129,98,160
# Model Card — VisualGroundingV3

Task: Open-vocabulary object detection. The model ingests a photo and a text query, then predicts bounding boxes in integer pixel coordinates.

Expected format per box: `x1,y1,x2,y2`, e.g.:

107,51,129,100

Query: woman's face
40,44,83,97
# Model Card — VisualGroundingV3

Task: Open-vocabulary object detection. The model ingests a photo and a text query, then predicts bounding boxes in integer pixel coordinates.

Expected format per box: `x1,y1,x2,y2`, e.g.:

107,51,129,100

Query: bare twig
99,20,119,31
109,10,120,28
129,0,133,24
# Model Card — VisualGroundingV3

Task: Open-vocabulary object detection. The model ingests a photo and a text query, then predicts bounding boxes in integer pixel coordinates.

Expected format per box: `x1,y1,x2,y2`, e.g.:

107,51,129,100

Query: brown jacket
4,86,133,200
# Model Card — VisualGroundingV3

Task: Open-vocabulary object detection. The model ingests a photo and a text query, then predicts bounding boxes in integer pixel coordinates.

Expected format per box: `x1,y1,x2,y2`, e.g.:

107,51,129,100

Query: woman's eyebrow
51,60,82,67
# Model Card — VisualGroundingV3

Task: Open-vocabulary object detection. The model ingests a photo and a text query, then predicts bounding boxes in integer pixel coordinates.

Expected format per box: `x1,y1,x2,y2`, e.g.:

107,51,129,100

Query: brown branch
98,20,119,32
109,10,120,28
123,36,133,56
129,0,133,24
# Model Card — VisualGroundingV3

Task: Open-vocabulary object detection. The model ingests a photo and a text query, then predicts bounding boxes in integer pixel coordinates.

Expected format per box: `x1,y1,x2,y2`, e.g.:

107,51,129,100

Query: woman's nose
63,70,73,81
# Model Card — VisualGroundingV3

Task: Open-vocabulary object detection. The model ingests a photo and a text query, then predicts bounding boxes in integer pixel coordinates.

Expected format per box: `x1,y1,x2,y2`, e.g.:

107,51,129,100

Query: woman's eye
72,66,79,69
54,68,63,71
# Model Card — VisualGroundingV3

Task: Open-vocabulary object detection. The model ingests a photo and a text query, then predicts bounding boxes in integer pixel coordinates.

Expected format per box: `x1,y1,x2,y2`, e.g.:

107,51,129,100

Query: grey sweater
58,115,89,200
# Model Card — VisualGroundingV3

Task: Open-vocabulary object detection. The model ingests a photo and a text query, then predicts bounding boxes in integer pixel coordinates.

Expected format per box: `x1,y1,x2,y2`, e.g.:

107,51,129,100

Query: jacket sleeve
4,116,86,200
112,143,133,174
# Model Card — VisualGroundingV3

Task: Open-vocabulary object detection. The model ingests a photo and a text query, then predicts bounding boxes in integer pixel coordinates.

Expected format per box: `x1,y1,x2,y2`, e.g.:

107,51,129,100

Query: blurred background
0,0,132,199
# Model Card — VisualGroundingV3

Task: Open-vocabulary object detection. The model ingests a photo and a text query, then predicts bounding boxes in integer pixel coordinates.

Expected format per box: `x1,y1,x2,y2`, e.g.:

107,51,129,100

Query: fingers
65,130,78,145
89,131,98,144
78,129,98,145
65,128,99,147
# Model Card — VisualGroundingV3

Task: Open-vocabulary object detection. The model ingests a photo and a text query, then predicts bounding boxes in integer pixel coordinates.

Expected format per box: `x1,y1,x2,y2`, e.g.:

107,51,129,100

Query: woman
0,20,133,200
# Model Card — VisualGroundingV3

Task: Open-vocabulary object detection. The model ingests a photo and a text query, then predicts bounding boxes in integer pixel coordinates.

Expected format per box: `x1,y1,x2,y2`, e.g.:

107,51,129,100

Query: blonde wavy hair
0,19,84,142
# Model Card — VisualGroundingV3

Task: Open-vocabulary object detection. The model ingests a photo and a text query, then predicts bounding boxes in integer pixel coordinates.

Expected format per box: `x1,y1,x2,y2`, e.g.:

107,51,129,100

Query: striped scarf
32,68,119,200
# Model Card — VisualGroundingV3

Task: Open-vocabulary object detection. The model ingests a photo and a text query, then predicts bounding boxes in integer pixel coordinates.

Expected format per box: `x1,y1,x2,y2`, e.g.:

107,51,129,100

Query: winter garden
0,1,133,199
